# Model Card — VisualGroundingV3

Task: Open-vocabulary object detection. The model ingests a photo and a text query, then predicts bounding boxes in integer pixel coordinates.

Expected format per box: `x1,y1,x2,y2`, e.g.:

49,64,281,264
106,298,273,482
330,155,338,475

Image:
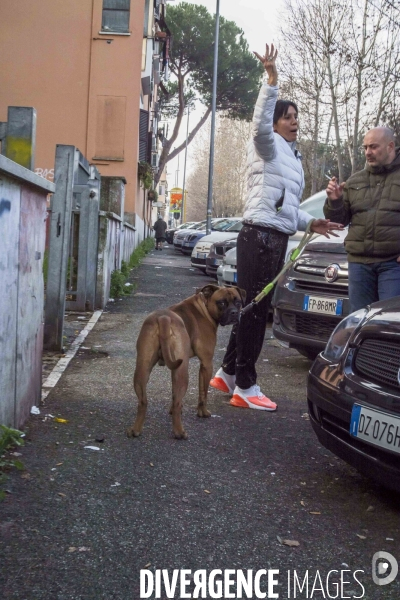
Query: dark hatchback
272,229,349,360
307,296,400,493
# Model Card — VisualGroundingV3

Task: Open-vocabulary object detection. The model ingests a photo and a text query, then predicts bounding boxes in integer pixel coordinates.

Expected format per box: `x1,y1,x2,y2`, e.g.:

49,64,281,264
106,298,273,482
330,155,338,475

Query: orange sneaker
210,367,235,395
230,385,277,411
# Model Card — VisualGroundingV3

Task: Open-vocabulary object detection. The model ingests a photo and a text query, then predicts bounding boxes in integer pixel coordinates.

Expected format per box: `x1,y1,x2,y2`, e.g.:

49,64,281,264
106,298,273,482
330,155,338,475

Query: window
102,0,130,33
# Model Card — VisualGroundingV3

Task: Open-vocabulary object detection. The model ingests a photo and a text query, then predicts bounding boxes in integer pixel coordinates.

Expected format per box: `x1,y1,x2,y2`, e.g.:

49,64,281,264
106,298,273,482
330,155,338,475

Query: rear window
300,192,326,219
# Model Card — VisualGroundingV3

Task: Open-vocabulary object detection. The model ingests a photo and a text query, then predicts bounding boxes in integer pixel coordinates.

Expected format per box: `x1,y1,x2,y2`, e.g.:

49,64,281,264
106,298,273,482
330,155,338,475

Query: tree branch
167,107,212,163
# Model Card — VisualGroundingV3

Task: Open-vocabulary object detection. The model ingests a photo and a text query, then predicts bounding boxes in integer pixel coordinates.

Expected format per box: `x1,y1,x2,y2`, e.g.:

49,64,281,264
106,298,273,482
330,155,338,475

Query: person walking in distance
153,215,168,250
210,43,343,411
325,127,400,312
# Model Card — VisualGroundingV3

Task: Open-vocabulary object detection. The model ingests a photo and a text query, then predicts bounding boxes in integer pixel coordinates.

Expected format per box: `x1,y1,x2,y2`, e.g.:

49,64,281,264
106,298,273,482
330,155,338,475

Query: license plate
303,295,343,315
350,404,400,455
197,253,207,259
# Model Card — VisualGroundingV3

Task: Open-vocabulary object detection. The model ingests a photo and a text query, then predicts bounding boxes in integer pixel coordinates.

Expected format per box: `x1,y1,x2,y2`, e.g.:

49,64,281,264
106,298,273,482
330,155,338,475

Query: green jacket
323,148,400,263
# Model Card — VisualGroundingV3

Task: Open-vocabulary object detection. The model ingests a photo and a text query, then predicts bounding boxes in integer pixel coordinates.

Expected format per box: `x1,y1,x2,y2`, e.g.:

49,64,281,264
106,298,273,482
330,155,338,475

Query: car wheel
296,347,320,361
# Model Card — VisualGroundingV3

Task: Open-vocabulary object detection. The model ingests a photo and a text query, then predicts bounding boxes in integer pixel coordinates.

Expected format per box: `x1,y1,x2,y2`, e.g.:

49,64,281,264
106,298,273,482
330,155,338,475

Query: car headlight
323,308,368,362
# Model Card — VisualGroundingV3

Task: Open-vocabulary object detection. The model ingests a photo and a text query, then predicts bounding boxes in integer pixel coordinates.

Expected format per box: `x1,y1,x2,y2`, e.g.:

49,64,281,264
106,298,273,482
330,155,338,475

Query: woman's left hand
253,43,278,85
310,219,344,238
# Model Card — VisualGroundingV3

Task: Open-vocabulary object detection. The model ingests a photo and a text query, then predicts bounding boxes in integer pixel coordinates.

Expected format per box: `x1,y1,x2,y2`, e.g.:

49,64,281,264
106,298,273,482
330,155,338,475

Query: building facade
0,0,170,238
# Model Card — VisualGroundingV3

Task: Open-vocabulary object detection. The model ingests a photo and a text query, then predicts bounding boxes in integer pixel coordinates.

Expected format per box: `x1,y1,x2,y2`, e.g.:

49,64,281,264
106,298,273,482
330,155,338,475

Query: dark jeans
222,224,288,389
348,259,400,312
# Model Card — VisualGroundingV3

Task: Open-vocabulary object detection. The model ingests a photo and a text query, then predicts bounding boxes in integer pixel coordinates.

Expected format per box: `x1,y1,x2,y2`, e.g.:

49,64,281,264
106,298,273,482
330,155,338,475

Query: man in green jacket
324,127,400,312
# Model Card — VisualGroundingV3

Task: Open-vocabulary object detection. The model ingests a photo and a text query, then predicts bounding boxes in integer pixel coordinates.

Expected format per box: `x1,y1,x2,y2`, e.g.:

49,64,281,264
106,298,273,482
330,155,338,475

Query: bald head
363,127,396,167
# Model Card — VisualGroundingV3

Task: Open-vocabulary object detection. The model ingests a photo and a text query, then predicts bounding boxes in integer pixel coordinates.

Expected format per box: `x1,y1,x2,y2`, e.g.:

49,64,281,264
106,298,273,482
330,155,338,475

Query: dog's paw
173,430,188,440
197,407,211,418
126,427,141,438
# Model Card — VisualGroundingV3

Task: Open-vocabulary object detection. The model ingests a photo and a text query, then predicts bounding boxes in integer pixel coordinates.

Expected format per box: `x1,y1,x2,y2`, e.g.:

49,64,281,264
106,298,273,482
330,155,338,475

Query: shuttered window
102,0,130,33
139,110,149,162
94,95,127,160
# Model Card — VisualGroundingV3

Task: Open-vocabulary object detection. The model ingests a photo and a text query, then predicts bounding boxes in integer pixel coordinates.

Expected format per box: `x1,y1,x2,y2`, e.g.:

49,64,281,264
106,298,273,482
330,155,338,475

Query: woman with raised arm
210,43,342,410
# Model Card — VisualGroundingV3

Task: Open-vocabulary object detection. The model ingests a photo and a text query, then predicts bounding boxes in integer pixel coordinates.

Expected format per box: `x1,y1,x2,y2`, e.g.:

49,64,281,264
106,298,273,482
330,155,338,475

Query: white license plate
350,404,400,455
303,295,343,315
197,253,207,259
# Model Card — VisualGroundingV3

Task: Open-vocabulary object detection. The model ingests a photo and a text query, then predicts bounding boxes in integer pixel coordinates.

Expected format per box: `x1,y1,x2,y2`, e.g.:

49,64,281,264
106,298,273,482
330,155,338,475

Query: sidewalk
1,246,395,600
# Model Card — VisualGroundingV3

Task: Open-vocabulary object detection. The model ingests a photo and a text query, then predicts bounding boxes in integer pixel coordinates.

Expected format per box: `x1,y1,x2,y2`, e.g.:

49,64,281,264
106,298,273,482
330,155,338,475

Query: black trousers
222,223,288,389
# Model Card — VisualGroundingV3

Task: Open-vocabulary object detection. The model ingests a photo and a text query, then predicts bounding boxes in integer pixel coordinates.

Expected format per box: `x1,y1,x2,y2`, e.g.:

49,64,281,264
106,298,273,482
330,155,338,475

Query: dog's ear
238,287,247,305
197,284,220,299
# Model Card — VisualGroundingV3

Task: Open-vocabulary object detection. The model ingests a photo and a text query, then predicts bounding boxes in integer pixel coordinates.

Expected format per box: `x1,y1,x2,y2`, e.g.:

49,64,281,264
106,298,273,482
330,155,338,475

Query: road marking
41,310,103,401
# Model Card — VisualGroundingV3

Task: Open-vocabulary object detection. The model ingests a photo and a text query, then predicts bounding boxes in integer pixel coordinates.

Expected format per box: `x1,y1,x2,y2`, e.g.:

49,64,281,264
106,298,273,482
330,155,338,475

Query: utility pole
174,152,180,189
181,104,190,225
206,0,220,235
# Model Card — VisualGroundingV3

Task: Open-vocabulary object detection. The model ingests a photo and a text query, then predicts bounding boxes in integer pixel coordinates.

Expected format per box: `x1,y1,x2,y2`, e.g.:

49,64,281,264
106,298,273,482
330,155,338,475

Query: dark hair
273,100,298,125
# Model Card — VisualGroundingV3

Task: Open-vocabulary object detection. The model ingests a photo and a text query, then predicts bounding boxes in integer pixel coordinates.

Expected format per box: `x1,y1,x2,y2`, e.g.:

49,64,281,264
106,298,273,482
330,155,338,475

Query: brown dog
127,284,245,439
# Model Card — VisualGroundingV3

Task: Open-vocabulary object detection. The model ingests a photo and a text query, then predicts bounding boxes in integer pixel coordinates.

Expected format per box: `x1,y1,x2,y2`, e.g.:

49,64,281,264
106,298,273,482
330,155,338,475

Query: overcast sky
165,0,283,201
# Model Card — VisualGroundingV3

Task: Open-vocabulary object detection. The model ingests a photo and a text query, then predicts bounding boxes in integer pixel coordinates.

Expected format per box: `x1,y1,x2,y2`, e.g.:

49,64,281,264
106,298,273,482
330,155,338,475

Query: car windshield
191,221,207,230
179,222,196,230
211,219,240,231
226,220,243,232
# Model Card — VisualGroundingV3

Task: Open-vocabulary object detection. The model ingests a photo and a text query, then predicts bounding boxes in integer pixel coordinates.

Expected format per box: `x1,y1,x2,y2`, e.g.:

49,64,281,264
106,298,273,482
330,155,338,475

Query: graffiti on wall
35,168,54,181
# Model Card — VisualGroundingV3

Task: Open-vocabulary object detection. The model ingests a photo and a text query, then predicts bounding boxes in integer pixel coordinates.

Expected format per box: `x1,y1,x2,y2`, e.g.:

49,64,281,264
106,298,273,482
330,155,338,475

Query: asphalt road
1,244,399,600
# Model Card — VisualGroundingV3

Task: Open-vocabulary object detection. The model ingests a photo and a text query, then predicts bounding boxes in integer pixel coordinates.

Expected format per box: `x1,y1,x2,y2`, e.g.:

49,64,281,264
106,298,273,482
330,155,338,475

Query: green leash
240,220,315,316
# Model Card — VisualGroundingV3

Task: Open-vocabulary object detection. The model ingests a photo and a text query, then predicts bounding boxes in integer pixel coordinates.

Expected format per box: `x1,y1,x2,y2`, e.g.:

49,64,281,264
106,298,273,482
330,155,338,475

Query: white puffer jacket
243,81,314,235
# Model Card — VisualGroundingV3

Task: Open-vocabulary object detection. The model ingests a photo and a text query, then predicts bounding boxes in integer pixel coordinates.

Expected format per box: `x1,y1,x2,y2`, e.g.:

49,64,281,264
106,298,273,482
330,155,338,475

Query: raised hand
326,176,345,201
253,43,278,85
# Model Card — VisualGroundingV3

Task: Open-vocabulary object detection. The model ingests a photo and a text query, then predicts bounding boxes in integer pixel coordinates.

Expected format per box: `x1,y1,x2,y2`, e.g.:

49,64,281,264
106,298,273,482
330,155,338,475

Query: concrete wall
121,224,137,264
0,155,55,427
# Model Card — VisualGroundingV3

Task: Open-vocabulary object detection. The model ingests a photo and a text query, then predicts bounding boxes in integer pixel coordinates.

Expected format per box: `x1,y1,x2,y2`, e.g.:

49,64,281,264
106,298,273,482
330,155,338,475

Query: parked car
165,221,197,244
217,246,237,287
206,237,238,278
272,229,349,360
307,296,400,493
217,190,327,291
190,219,243,269
181,217,242,256
173,220,207,250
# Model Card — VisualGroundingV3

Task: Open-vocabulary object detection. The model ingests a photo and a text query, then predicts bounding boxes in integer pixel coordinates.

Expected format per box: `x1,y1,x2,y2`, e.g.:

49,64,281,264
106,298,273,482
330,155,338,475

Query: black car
205,238,238,279
272,230,349,360
307,296,400,493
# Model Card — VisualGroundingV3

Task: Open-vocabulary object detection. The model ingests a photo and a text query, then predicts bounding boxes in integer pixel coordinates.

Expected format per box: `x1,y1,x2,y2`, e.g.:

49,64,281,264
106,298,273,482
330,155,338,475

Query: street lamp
206,0,220,235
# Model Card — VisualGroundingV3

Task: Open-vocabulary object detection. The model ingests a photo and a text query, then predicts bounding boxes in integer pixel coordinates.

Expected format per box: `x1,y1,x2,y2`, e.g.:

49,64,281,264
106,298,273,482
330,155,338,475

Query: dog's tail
158,316,183,370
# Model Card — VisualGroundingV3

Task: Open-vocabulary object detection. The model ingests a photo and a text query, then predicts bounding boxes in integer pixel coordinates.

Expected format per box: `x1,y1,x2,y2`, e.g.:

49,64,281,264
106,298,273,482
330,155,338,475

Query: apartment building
0,0,170,238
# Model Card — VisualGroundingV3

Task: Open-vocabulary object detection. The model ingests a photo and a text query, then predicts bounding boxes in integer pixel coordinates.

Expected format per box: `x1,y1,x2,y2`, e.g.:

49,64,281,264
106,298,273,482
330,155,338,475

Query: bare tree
281,0,400,182
185,117,251,220
281,0,350,185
